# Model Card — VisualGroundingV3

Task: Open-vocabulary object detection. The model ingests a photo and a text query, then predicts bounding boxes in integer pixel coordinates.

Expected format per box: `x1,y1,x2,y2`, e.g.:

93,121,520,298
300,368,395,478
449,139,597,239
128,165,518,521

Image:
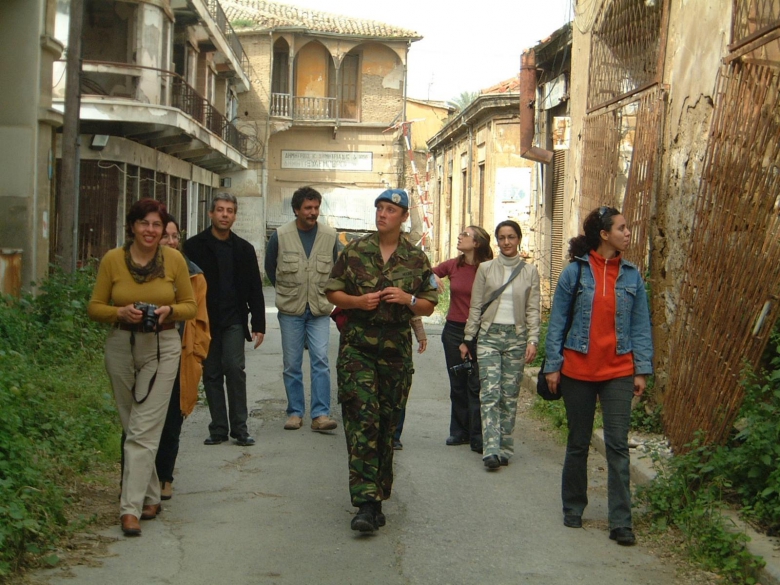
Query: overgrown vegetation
0,265,119,577
636,323,780,583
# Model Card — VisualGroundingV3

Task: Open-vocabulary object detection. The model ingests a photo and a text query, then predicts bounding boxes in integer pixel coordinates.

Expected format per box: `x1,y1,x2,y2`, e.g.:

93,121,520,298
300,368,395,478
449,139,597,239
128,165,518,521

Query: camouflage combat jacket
325,233,438,355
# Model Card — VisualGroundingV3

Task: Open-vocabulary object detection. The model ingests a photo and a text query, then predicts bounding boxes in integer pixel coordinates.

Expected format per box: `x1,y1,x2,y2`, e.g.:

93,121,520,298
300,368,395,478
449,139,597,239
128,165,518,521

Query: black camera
134,302,159,333
449,359,474,375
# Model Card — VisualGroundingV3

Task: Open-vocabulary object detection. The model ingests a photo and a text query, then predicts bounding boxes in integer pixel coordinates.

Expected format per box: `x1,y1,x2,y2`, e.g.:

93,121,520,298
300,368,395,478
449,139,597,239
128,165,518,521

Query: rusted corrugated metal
664,60,780,451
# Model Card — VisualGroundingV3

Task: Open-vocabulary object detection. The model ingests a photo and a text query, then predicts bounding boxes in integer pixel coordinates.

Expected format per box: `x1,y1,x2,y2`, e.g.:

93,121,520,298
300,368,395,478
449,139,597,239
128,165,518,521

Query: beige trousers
105,328,181,518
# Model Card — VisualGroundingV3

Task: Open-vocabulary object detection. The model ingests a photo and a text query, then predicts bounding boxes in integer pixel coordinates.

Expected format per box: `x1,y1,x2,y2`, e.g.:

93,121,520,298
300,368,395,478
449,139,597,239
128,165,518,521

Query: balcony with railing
205,0,250,73
171,77,247,153
271,93,339,121
171,0,250,91
54,60,250,171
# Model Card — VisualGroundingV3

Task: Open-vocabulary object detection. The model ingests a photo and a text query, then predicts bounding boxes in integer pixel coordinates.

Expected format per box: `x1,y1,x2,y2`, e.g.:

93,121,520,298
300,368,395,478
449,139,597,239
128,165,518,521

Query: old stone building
567,0,780,449
0,0,63,291
47,0,254,268
224,0,422,245
427,79,529,266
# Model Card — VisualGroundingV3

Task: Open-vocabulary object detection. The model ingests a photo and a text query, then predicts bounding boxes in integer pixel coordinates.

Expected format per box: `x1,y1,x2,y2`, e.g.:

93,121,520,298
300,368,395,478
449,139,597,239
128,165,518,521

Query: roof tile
223,0,421,39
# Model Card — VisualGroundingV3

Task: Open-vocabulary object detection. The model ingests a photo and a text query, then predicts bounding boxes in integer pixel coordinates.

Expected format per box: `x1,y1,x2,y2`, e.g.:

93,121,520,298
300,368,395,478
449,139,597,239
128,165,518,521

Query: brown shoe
311,415,338,432
284,415,303,430
160,481,173,500
121,514,141,536
141,503,162,520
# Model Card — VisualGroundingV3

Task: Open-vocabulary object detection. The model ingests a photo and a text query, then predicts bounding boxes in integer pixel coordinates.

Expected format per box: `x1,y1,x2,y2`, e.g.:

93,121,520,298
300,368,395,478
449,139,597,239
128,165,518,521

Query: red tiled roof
223,0,421,39
481,76,520,95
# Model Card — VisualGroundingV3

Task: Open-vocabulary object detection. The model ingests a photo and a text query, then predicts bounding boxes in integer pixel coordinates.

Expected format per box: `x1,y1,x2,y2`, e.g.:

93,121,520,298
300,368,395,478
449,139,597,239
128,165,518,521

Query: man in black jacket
184,193,265,447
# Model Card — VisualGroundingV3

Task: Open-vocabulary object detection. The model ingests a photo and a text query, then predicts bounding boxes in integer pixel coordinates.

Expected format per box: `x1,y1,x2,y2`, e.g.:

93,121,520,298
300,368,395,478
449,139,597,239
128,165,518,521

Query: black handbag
536,262,582,401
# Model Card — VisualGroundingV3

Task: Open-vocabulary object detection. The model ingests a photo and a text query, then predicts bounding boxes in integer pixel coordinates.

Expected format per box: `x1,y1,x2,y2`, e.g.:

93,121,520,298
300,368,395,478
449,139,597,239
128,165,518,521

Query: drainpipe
401,41,409,190
520,49,553,164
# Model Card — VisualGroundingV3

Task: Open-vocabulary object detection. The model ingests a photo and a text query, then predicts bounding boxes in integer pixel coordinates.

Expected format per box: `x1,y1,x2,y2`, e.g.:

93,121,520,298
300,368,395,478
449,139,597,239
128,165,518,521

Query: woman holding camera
433,226,493,453
460,220,540,470
88,199,196,536
155,217,210,501
543,206,652,546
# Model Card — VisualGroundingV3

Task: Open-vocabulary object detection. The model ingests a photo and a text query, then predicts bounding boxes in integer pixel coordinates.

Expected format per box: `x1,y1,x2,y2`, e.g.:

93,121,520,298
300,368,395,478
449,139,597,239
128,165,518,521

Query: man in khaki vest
265,187,340,431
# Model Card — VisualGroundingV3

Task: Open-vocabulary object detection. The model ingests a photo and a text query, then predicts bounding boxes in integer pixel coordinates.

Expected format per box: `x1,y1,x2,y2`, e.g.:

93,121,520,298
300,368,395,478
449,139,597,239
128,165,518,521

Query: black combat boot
373,502,386,527
350,503,377,532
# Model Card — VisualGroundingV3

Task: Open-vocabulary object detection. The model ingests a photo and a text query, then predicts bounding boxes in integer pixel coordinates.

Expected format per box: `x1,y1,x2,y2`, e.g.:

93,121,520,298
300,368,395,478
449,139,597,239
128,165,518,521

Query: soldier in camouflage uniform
325,189,438,533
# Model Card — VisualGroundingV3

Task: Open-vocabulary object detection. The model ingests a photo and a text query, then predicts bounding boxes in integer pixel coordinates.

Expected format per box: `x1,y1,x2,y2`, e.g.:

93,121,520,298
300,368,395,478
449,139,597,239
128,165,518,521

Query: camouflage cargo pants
337,343,413,506
477,324,527,460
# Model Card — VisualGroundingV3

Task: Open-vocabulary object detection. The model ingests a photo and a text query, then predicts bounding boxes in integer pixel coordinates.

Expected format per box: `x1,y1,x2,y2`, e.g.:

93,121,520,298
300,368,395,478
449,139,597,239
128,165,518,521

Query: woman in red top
544,206,653,546
433,226,493,452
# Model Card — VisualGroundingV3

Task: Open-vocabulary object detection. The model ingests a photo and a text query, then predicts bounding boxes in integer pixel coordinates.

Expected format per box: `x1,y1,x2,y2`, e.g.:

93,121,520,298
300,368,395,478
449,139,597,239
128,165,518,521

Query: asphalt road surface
41,289,683,585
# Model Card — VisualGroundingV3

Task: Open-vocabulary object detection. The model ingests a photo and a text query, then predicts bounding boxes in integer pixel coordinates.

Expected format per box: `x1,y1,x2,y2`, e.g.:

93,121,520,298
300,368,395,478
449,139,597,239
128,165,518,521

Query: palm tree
450,90,479,111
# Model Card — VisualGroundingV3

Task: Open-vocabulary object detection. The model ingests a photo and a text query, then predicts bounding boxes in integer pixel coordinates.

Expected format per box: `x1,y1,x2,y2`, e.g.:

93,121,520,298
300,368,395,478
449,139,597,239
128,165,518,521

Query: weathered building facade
568,0,780,450
0,0,63,291
225,0,421,242
523,24,572,306
427,81,532,266
50,0,255,271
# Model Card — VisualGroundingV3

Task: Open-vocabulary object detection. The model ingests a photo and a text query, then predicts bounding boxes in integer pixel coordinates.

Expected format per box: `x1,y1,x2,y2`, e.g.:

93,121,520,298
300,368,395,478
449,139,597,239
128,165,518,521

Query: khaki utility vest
274,220,337,316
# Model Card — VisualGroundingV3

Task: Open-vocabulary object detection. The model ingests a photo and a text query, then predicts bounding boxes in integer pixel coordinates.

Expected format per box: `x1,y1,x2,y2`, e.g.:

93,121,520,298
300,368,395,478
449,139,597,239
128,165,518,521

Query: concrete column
135,3,164,104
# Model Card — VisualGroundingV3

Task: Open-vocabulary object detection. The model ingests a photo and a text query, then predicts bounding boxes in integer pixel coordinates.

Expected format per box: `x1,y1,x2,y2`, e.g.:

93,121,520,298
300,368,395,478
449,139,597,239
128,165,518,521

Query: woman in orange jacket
156,216,211,499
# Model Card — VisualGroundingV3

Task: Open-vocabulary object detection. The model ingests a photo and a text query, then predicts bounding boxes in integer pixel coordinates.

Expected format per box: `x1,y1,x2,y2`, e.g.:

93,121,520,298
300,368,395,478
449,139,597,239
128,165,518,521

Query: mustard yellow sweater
88,246,197,324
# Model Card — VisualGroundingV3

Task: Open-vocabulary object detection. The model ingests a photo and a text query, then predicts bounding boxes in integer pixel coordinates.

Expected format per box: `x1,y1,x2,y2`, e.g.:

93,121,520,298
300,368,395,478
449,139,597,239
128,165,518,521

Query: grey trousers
202,324,249,439
105,328,181,518
561,374,634,529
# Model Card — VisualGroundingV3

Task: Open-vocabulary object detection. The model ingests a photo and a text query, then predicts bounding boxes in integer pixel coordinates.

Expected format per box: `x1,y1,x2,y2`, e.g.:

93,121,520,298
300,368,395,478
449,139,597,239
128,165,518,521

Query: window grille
732,0,780,44
587,0,664,110
664,61,780,451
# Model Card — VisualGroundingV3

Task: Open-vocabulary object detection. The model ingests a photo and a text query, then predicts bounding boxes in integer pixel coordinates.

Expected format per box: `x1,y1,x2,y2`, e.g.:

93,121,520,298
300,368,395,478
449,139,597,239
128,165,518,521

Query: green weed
0,265,120,577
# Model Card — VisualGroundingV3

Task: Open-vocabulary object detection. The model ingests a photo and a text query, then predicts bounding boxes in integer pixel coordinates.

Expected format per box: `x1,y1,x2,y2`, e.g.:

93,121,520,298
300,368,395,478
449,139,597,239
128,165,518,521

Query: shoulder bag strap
480,261,525,316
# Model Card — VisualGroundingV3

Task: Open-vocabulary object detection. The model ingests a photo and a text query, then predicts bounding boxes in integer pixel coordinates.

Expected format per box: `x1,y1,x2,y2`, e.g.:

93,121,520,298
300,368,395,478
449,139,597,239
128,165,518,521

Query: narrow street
41,289,682,585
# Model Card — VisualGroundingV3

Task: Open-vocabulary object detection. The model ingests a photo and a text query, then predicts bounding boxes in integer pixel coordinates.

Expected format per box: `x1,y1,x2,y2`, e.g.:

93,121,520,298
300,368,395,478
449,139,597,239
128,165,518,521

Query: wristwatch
409,295,417,307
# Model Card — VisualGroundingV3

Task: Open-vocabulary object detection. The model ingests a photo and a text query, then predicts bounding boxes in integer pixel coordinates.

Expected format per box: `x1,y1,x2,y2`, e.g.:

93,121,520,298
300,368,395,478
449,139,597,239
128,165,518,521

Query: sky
286,0,574,103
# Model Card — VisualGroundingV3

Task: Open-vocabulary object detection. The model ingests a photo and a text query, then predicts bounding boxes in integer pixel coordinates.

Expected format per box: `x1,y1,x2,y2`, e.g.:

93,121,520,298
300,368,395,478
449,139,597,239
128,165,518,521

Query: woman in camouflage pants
460,220,540,471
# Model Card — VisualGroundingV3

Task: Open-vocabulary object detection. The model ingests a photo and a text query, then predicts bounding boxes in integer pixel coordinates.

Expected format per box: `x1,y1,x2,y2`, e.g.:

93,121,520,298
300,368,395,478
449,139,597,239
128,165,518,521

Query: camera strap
129,330,161,404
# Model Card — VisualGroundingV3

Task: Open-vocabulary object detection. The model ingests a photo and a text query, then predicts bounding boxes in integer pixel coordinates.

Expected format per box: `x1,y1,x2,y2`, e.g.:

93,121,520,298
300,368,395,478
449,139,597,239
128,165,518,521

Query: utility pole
57,0,84,272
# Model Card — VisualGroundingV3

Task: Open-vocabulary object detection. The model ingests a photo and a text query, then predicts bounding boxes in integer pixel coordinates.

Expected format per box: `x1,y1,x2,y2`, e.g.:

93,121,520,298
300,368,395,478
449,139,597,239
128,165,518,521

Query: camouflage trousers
477,324,527,460
337,343,413,506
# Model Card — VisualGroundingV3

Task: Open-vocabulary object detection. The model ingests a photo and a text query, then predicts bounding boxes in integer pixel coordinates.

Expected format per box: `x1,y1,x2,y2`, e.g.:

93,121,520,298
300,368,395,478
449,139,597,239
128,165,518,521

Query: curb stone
522,369,780,585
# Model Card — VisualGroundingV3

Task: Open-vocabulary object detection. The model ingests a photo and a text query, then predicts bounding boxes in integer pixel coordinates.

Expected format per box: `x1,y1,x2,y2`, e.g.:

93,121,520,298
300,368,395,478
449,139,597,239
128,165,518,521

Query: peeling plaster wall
651,0,731,388
360,44,403,123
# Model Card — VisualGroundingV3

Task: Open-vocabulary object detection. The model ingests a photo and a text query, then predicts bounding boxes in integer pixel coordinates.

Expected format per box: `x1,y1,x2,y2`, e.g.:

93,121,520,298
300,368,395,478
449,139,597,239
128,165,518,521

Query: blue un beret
374,189,409,210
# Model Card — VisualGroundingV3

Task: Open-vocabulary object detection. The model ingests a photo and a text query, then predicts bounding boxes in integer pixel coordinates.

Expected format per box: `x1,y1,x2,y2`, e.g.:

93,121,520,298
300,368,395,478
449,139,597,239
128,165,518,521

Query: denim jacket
542,253,654,376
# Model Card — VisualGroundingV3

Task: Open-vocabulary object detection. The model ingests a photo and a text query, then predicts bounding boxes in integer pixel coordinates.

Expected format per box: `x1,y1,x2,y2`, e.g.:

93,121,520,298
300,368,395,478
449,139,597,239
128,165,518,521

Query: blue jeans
278,307,332,419
561,375,634,529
